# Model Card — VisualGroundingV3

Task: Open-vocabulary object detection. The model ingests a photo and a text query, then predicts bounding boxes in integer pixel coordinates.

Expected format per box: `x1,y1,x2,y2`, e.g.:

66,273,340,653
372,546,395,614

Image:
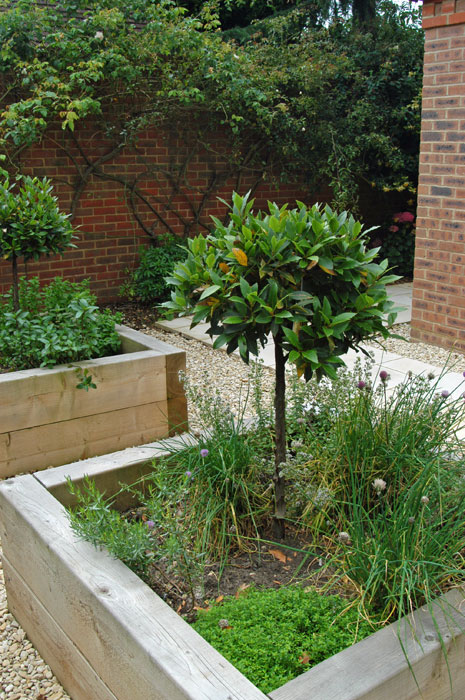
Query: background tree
0,0,423,228
163,192,398,538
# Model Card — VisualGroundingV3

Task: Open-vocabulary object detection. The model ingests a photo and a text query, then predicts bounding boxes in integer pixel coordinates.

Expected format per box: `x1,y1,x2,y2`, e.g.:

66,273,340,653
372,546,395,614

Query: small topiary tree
0,176,76,310
162,192,398,538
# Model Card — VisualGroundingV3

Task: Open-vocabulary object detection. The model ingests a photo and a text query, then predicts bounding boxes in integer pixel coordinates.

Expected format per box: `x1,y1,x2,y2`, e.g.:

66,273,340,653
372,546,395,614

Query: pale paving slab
434,371,465,396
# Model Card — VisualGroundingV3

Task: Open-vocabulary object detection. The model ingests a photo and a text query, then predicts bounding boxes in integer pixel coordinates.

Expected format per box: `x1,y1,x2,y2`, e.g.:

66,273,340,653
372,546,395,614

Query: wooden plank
165,348,188,433
168,396,189,435
0,353,167,432
165,349,186,399
116,326,188,359
118,326,150,353
0,348,165,396
3,557,119,700
0,475,268,700
0,401,169,478
34,434,198,510
269,589,465,700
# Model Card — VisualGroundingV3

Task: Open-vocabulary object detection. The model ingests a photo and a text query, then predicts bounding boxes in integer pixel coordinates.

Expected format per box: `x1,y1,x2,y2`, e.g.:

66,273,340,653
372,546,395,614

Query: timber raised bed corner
1,445,465,700
0,325,187,478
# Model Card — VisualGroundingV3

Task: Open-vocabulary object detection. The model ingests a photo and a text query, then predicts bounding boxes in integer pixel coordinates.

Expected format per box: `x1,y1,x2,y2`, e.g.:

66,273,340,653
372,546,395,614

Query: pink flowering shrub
393,211,415,224
378,210,416,277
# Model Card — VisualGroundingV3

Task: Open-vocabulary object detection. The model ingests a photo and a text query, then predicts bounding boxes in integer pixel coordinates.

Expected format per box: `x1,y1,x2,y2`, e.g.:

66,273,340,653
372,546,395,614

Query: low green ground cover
192,586,375,694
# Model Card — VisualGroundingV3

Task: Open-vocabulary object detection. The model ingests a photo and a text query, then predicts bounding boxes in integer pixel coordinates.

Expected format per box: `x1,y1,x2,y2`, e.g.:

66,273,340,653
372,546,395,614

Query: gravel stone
0,319,463,699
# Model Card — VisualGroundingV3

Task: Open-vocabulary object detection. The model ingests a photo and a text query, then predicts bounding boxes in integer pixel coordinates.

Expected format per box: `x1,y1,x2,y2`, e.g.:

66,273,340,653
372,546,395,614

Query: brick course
412,0,465,351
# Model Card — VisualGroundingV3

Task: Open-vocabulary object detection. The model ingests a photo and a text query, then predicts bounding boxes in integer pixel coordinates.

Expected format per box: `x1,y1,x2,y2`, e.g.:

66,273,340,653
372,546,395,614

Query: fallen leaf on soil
216,595,224,603
269,548,289,563
235,583,251,598
273,580,282,585
299,652,311,665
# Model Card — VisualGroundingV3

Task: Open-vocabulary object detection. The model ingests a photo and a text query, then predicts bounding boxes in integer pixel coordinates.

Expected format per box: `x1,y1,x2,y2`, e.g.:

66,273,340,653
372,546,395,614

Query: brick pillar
411,0,465,351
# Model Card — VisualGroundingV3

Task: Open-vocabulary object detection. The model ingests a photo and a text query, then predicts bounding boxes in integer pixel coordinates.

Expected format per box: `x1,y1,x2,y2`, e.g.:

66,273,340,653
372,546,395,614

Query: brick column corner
411,0,465,351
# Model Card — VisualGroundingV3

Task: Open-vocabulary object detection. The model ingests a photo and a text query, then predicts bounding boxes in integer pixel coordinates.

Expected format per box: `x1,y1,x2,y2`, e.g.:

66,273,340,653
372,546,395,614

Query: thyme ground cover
192,586,376,694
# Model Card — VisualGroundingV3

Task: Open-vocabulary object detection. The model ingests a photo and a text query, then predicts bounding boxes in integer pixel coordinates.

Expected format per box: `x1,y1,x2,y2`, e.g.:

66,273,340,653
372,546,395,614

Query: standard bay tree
0,176,76,310
163,192,398,538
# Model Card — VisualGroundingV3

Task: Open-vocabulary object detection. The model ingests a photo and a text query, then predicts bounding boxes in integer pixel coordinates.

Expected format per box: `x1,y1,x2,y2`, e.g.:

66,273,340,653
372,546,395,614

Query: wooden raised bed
0,325,187,478
1,444,465,700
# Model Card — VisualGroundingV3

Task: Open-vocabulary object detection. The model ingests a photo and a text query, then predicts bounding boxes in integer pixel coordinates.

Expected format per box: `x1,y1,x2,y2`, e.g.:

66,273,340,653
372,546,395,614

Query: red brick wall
412,0,465,350
1,124,325,302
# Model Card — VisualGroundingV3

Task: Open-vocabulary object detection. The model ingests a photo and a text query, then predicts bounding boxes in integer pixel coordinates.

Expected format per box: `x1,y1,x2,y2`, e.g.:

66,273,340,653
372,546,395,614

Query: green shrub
327,371,465,621
0,277,122,369
278,359,465,622
192,586,376,694
121,236,188,303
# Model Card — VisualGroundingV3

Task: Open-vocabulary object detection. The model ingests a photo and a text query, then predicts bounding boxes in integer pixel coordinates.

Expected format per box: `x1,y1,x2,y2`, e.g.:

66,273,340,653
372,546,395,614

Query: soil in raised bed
125,507,334,621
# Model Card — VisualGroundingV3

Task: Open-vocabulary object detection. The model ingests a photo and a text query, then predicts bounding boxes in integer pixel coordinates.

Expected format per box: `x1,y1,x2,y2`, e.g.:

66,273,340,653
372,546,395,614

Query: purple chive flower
462,391,465,400
146,520,155,529
185,470,192,478
357,380,366,390
200,448,209,458
379,370,388,382
463,371,465,378
441,390,449,398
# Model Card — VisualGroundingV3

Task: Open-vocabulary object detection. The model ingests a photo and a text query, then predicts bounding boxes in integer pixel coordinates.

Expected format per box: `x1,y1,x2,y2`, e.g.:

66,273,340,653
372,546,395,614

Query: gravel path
1,321,464,699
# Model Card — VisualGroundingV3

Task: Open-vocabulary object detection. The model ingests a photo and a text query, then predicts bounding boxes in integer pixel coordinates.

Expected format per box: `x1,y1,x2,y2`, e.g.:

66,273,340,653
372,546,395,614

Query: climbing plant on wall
0,0,423,237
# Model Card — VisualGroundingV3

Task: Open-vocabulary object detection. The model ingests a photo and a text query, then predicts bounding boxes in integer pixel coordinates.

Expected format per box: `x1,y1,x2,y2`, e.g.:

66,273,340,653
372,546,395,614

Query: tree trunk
12,253,19,312
352,0,376,29
273,336,287,540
